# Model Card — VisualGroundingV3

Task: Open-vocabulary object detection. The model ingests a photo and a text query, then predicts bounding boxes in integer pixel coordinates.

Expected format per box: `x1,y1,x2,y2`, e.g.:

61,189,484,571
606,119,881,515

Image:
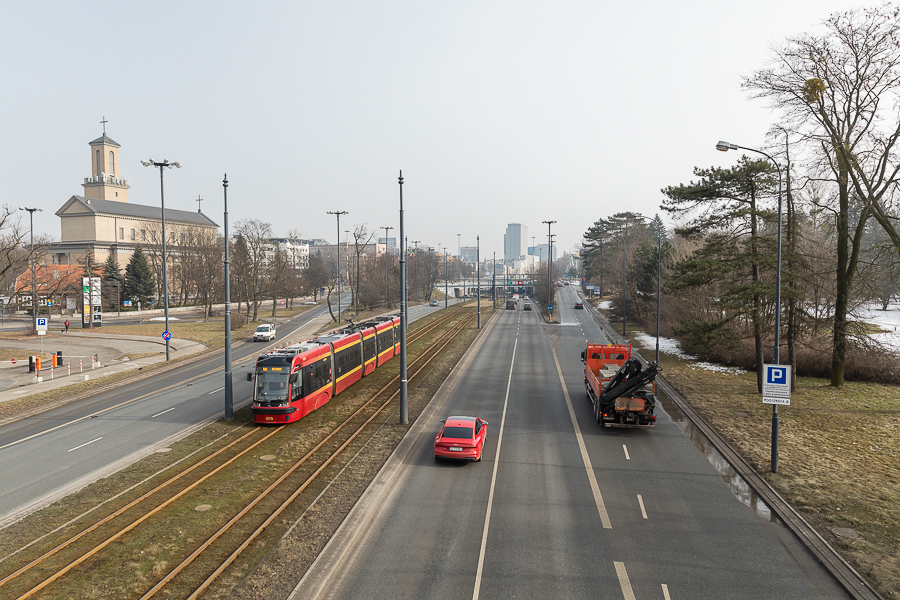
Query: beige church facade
49,132,218,268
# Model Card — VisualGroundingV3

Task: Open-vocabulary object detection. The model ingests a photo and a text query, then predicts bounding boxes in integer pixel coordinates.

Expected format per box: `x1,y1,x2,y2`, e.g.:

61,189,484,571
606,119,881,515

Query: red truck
582,342,658,427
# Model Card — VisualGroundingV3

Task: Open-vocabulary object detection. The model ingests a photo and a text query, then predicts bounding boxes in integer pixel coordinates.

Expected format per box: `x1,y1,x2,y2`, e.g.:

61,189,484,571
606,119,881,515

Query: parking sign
36,318,48,331
762,364,791,405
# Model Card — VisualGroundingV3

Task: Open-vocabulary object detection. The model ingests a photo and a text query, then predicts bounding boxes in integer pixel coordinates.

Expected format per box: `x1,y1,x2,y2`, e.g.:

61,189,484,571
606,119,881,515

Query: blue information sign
547,305,553,311
162,331,172,341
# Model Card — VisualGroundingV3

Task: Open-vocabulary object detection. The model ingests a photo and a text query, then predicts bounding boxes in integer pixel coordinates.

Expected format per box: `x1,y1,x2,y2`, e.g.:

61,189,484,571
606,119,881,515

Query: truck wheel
594,401,602,424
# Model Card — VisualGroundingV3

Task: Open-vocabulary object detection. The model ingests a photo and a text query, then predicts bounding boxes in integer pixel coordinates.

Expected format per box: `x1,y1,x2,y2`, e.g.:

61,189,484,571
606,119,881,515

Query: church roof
89,134,120,147
56,195,219,228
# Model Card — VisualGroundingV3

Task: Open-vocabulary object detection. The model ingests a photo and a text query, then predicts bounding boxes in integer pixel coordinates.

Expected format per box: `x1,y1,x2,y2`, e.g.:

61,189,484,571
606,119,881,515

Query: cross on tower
196,195,203,213
101,116,108,135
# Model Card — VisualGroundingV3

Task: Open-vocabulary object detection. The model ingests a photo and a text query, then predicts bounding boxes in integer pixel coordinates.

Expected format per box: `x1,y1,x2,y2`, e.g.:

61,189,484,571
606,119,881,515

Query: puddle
657,391,782,525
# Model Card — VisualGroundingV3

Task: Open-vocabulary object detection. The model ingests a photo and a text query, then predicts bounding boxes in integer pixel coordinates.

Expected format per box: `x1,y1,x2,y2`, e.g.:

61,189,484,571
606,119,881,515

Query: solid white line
623,444,630,460
662,583,671,599
614,561,637,600
472,338,518,600
150,407,176,418
637,494,647,519
208,386,225,394
67,437,102,452
550,347,612,528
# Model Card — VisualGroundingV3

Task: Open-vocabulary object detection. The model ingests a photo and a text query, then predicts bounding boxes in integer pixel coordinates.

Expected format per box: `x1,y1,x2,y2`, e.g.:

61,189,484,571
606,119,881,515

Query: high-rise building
504,223,527,261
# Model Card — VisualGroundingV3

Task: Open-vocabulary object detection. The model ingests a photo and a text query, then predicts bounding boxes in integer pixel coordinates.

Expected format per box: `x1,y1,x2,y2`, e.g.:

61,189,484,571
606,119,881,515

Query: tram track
0,306,477,600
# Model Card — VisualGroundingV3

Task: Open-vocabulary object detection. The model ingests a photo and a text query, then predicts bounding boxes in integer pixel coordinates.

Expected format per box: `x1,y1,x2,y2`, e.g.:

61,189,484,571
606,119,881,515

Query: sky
0,0,874,259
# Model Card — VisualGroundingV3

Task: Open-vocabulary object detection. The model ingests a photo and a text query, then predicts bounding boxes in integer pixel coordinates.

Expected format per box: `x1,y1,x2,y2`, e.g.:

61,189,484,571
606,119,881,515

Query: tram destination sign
762,364,791,406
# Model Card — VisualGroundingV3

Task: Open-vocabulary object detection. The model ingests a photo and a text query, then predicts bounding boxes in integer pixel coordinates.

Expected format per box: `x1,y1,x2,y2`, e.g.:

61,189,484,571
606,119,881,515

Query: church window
180,233,185,245
171,232,175,243
141,229,146,241
96,150,101,176
109,151,115,177
130,229,135,241
119,228,124,240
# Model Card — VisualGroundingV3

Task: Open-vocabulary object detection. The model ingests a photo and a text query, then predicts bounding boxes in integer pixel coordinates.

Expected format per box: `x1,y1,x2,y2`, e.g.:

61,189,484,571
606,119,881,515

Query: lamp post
223,174,234,421
327,211,348,324
141,159,181,361
542,220,556,317
493,251,496,309
476,235,481,329
444,249,449,309
412,241,421,303
457,233,462,289
381,226,393,307
19,207,42,333
398,171,408,425
717,140,783,473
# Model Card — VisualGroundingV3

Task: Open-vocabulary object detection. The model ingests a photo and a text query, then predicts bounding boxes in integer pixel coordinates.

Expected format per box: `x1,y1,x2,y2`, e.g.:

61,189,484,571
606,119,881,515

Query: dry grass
645,346,900,599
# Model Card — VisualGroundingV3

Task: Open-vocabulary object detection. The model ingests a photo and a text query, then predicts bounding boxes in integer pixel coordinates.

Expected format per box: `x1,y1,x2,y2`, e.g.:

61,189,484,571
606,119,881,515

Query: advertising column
82,277,102,328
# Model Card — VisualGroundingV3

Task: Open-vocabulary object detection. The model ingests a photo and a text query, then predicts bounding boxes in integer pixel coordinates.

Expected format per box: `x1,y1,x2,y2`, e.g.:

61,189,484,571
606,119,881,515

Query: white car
253,323,276,342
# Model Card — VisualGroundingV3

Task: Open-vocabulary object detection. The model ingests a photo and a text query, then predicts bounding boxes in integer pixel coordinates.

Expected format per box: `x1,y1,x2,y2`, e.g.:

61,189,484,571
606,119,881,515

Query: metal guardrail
582,298,883,600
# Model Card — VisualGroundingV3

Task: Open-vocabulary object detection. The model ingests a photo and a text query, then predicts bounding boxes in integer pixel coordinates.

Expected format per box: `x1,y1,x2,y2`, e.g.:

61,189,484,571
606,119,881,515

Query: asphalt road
0,295,457,526
297,286,848,600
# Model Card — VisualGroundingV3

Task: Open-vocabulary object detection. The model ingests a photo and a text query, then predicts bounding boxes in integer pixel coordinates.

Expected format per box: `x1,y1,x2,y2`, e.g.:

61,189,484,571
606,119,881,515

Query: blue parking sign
762,364,791,405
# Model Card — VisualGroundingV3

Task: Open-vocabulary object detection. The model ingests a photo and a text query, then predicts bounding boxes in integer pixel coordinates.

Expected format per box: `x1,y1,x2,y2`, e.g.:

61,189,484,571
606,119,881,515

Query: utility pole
223,174,233,421
327,210,348,324
398,171,408,425
381,226,393,308
477,235,481,329
542,220,556,318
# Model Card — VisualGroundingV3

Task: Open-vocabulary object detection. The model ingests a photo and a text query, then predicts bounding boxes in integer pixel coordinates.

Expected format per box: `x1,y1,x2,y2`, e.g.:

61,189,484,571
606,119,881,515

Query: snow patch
633,333,745,374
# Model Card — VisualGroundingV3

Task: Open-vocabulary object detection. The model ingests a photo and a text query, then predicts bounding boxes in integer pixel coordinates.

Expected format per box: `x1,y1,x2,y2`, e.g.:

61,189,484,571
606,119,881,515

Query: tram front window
255,372,290,403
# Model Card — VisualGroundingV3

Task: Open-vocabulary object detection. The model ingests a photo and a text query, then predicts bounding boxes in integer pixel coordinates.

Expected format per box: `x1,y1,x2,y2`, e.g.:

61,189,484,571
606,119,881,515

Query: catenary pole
223,175,233,420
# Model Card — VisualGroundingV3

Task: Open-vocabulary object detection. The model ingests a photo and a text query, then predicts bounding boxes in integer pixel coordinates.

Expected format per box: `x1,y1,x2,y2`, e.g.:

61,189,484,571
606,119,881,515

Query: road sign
124,300,133,307
548,305,553,311
762,364,791,405
586,284,595,289
162,331,172,341
11,358,16,364
36,318,48,331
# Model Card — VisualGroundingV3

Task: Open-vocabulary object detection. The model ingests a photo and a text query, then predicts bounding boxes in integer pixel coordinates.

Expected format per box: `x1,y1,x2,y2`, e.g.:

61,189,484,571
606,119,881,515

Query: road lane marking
151,407,176,418
68,437,102,452
550,346,612,529
662,583,671,599
623,445,630,460
637,494,647,519
208,387,224,394
472,338,518,600
614,561,637,600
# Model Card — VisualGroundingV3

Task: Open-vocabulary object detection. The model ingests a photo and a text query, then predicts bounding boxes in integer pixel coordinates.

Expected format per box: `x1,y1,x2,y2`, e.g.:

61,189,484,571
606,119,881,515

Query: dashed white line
208,386,225,394
623,444,630,460
637,494,647,519
614,561,637,600
151,407,176,418
662,583,671,599
67,437,102,452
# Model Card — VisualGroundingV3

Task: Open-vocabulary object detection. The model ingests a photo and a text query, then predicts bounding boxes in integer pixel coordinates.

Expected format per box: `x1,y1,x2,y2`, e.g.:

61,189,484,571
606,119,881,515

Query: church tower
82,131,129,202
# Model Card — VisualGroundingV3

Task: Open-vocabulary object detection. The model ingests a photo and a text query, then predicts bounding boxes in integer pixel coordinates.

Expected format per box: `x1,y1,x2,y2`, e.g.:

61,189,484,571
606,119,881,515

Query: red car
434,416,488,462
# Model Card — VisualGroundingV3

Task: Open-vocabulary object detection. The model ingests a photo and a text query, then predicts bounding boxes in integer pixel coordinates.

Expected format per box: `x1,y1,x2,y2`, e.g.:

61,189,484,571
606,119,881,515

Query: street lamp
381,226,393,307
542,220,556,317
717,140,783,473
141,159,181,361
457,233,462,289
327,211,348,324
19,207,42,333
398,171,408,425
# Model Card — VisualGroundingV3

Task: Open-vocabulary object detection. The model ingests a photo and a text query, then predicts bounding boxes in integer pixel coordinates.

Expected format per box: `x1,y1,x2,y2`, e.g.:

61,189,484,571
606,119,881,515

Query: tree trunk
831,167,851,388
749,181,764,392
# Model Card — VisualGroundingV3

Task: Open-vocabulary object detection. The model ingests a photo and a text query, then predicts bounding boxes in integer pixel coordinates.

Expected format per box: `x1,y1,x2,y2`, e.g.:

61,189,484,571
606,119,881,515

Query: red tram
251,316,401,424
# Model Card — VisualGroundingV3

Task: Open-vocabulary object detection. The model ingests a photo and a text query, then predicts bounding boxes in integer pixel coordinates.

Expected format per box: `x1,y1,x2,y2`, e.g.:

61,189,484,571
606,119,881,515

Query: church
48,130,218,268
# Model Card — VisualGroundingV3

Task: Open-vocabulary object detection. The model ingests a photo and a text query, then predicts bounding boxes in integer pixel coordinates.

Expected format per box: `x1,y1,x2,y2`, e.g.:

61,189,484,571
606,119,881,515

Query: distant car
253,323,276,341
430,299,439,306
506,300,516,310
574,302,584,309
523,302,532,311
435,416,488,462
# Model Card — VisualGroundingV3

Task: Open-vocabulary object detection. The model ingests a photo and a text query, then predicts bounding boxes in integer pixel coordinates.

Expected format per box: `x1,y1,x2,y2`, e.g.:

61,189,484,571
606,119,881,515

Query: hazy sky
0,1,871,259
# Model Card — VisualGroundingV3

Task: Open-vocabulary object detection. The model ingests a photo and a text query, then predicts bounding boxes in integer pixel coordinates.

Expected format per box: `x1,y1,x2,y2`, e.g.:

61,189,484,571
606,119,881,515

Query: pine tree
124,246,156,308
102,254,123,311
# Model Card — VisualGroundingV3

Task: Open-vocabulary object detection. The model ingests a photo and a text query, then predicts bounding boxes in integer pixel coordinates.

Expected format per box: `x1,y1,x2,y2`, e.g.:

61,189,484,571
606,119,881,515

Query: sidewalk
0,330,207,403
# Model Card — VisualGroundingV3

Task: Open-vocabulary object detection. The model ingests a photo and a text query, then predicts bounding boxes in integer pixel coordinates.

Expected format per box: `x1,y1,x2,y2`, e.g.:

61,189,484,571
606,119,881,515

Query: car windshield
255,372,289,401
441,426,474,439
256,326,270,332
